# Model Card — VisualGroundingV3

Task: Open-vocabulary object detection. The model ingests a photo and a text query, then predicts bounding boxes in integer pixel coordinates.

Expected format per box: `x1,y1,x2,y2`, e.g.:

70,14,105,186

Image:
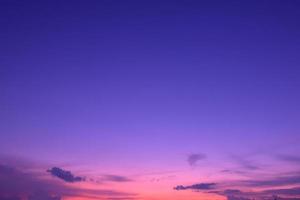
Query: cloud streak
240,174,300,187
174,183,216,191
213,187,300,200
276,155,300,164
174,172,300,200
101,175,132,182
231,155,259,170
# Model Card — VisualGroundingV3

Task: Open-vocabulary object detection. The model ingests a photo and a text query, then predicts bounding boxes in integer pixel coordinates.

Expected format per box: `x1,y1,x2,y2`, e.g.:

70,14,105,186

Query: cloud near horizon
174,183,216,191
240,173,300,187
175,172,300,200
212,187,300,200
0,162,137,200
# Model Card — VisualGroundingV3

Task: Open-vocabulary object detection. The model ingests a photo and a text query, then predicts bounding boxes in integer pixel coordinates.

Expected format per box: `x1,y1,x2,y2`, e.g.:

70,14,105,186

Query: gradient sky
1,1,300,200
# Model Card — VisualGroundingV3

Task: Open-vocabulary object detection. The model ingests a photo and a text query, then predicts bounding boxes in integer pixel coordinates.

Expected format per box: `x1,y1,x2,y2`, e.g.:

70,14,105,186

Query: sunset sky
1,1,300,200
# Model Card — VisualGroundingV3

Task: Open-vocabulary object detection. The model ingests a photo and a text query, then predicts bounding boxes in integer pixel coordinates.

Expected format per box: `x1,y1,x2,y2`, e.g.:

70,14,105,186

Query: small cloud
227,195,253,200
209,189,244,197
28,191,61,200
101,175,132,182
150,175,176,182
174,183,216,191
47,167,85,183
223,189,243,195
231,155,259,170
220,169,247,175
187,153,206,166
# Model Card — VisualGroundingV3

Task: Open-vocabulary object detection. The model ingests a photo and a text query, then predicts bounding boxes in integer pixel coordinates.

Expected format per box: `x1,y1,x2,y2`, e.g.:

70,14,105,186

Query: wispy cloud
231,155,260,170
212,187,300,200
28,191,61,200
174,183,216,191
187,153,206,166
101,175,132,182
262,187,300,196
174,172,300,200
220,169,249,176
0,160,136,200
240,174,300,187
276,155,300,164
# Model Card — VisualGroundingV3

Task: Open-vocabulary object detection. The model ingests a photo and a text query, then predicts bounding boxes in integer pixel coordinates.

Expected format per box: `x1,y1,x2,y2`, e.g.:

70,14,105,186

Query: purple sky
0,1,300,200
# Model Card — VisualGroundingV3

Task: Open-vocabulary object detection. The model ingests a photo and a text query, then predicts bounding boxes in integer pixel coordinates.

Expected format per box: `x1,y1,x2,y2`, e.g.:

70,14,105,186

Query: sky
0,0,300,200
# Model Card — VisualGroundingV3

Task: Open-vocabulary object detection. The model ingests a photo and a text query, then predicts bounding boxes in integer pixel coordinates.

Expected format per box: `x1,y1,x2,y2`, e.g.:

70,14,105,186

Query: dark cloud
274,197,300,200
223,189,243,195
262,187,300,196
174,183,216,191
101,175,132,182
47,167,85,183
277,155,300,164
187,172,300,200
212,187,300,200
0,163,136,199
173,169,300,200
227,195,253,200
227,195,300,200
210,189,246,197
187,153,206,166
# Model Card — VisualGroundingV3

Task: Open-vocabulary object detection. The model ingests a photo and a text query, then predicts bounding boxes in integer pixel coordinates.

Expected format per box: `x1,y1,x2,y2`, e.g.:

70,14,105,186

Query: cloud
0,196,21,200
227,195,253,200
220,169,248,176
231,155,259,170
274,197,300,200
47,167,85,183
277,155,300,164
0,162,136,200
211,188,300,200
28,191,61,200
227,195,300,200
223,189,243,195
186,171,300,200
211,186,300,200
101,175,132,182
150,175,176,182
174,183,216,191
187,153,206,166
262,187,300,196
240,174,300,187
